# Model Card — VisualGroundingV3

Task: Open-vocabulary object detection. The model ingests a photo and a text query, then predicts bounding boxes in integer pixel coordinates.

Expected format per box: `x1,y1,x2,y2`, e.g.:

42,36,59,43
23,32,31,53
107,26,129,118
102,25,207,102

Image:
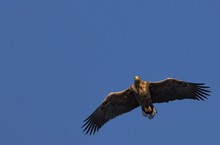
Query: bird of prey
82,76,210,135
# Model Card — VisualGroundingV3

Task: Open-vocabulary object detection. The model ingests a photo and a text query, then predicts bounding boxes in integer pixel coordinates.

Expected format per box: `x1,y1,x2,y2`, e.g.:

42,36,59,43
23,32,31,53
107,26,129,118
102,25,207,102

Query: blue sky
0,0,219,145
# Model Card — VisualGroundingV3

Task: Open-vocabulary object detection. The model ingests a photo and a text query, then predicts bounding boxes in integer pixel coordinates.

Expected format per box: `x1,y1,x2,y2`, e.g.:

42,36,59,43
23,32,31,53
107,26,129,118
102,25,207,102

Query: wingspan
81,88,139,135
149,78,210,103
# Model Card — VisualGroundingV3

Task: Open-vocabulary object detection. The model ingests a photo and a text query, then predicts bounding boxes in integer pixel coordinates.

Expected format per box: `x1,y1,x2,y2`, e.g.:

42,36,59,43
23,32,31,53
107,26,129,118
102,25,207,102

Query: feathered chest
132,81,150,97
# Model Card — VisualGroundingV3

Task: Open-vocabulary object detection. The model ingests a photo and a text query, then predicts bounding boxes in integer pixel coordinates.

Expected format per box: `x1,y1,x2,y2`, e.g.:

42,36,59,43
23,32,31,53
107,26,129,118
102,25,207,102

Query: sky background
0,0,220,145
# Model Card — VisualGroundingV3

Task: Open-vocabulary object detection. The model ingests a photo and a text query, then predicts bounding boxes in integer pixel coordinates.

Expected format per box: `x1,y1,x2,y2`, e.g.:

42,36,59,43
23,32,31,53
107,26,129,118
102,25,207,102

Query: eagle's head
134,76,140,82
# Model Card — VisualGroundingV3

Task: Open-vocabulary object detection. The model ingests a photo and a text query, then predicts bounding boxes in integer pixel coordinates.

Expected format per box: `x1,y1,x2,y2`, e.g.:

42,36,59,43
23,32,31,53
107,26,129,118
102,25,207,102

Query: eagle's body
131,76,156,118
82,76,210,135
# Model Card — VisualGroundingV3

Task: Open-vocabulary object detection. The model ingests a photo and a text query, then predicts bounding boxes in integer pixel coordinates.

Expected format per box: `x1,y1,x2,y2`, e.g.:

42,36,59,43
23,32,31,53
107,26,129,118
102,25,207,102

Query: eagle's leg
141,95,157,119
145,106,152,112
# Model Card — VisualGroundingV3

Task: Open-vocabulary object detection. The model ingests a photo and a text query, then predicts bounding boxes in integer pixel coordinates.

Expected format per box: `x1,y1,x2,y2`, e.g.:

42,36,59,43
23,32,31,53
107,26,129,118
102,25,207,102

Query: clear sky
0,0,219,145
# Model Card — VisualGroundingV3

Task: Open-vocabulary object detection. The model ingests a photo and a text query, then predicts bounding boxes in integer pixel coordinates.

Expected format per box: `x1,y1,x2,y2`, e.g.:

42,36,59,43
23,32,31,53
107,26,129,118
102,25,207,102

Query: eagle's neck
134,80,141,93
134,80,140,86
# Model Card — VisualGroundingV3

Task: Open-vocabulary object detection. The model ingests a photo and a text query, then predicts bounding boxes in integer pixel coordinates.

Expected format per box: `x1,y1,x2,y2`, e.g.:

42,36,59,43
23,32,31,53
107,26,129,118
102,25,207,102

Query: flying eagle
82,76,210,135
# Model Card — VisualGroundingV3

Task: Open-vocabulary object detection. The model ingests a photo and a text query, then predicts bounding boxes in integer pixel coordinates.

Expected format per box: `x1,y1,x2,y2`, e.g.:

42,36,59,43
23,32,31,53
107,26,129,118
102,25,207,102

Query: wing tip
82,116,101,135
192,82,211,100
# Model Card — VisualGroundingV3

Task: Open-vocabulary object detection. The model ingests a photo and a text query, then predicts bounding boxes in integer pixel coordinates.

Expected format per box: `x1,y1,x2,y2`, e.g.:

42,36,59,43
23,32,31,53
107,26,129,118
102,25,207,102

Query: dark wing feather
149,78,210,103
81,88,139,135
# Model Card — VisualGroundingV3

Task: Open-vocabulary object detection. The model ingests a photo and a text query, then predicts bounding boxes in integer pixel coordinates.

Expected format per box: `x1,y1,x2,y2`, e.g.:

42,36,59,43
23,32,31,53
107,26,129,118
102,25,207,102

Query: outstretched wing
82,88,139,135
149,78,210,103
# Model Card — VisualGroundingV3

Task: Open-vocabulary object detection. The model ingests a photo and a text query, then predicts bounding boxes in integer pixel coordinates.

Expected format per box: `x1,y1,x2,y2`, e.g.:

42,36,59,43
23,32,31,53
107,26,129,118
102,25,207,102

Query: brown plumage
82,76,210,135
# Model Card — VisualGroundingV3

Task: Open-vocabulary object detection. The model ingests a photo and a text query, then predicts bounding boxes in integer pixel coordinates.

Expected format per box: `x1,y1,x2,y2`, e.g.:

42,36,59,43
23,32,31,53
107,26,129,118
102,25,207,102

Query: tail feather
142,107,157,119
